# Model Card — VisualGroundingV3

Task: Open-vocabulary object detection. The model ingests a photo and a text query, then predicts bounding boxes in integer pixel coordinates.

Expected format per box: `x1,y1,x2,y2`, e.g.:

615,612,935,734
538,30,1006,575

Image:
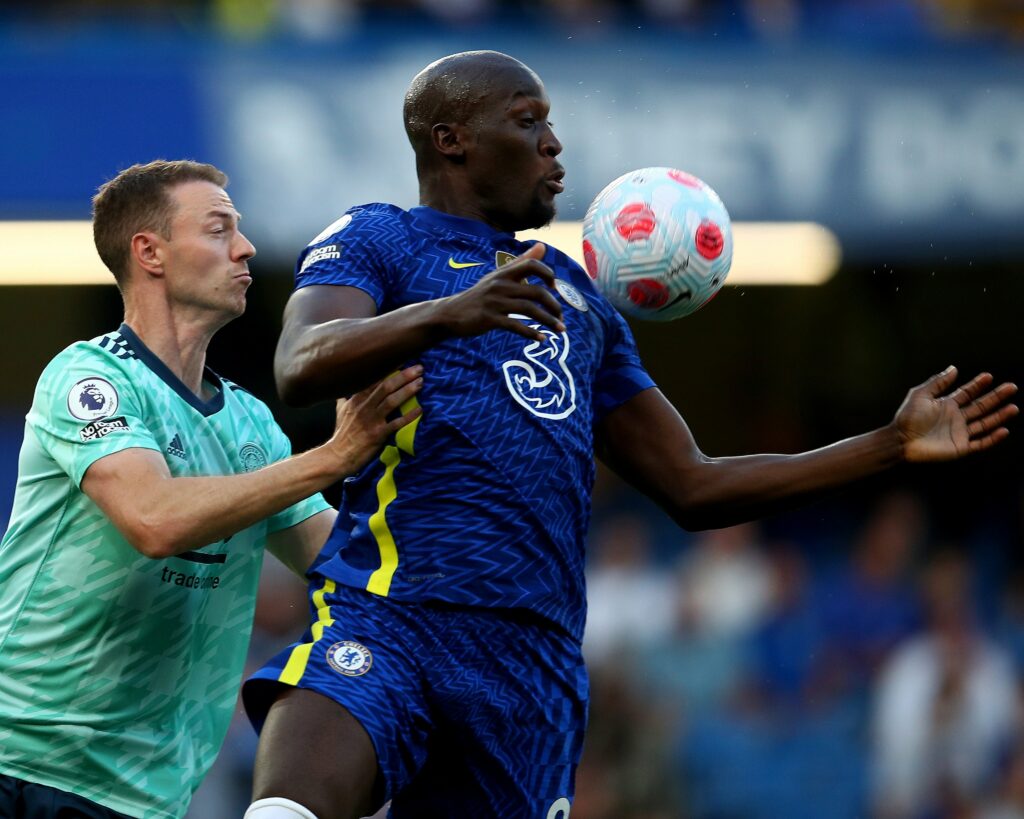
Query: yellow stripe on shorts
278,577,336,686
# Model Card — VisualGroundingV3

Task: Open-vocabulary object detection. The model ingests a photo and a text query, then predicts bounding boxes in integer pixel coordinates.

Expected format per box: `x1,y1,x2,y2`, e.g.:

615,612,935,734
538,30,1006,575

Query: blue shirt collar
409,206,515,242
118,323,226,417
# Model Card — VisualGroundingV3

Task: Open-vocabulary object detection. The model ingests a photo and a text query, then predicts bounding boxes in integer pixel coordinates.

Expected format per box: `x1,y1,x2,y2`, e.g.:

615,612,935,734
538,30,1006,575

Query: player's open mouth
545,170,565,194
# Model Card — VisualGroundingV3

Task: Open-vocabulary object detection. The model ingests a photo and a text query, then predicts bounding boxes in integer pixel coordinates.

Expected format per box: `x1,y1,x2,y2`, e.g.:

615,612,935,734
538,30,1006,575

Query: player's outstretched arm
80,367,423,559
596,368,1017,532
275,244,564,405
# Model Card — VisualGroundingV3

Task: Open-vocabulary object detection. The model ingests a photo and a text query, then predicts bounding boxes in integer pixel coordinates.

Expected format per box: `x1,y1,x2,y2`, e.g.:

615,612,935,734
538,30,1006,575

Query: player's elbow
275,366,320,408
126,514,188,559
276,371,308,407
659,473,727,532
664,486,752,532
131,532,181,561
275,349,362,406
131,534,178,560
134,540,177,560
275,345,324,407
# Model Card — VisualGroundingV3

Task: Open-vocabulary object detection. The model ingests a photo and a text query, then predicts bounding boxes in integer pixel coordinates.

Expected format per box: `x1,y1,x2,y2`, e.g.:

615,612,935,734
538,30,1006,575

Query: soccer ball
581,167,733,321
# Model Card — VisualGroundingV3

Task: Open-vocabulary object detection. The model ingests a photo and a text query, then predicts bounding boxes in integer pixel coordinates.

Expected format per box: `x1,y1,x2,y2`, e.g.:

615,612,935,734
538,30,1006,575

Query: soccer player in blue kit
241,51,1018,819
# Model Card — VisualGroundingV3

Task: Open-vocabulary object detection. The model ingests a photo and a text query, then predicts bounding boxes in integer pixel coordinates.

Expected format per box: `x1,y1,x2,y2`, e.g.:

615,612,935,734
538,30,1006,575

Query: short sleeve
260,414,332,535
28,346,162,488
592,309,657,421
293,206,395,309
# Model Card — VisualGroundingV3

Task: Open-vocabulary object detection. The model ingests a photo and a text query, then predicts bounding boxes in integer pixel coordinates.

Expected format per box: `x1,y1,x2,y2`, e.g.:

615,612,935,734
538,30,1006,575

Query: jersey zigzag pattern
296,203,655,640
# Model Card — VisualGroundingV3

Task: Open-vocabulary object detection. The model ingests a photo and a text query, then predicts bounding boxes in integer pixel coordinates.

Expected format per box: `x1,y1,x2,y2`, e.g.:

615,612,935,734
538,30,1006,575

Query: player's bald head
403,51,541,157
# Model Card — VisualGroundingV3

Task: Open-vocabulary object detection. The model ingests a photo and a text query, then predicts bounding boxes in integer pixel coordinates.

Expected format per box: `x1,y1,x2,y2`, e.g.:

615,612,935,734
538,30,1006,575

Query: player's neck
122,305,219,400
420,182,510,234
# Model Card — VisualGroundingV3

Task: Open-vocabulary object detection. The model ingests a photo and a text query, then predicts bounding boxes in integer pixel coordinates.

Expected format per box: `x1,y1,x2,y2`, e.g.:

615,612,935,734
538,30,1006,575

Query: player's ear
130,231,166,278
431,123,467,160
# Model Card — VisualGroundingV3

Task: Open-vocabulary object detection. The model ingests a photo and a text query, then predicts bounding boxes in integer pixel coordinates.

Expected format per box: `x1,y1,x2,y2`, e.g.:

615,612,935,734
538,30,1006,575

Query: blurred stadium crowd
578,483,1024,819
11,0,1024,41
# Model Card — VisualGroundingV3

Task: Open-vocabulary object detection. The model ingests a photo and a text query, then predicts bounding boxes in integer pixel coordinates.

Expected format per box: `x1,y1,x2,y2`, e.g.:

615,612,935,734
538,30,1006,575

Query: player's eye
519,117,536,127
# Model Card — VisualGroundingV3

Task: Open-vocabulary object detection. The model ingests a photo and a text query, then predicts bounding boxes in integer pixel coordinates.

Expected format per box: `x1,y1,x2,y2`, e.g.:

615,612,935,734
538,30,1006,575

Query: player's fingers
967,403,1019,437
949,372,994,405
500,257,556,288
507,300,565,334
963,384,1018,422
377,377,424,415
922,365,958,398
968,426,1010,453
496,315,550,342
512,284,564,321
524,262,558,289
385,404,423,434
516,242,546,263
367,365,423,405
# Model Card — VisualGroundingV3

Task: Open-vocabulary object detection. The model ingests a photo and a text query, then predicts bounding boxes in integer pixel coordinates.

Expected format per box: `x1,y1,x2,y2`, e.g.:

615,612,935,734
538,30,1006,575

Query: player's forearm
266,508,337,579
131,445,345,558
659,426,905,530
276,300,451,405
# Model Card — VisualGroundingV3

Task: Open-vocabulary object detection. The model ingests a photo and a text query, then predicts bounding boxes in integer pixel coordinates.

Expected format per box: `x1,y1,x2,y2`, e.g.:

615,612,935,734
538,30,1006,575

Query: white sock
244,797,321,819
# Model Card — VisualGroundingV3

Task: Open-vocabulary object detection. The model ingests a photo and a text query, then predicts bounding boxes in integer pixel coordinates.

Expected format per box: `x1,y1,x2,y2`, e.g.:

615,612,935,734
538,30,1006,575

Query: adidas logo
167,433,187,461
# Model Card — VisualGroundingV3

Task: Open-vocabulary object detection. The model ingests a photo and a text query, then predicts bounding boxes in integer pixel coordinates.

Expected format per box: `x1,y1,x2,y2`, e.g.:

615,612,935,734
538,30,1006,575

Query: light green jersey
0,324,330,819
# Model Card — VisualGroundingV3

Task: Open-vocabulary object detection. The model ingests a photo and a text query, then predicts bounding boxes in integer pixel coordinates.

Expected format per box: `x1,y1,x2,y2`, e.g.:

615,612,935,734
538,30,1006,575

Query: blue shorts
0,774,132,819
243,579,587,818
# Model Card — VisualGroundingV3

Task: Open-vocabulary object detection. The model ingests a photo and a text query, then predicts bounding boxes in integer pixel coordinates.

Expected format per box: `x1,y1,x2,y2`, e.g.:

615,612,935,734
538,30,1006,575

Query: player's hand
437,243,565,342
894,366,1018,462
327,365,424,474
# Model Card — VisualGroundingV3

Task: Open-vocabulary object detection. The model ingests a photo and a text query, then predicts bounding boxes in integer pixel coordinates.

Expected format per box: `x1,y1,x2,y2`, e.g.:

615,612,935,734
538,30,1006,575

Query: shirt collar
118,323,226,417
409,206,515,242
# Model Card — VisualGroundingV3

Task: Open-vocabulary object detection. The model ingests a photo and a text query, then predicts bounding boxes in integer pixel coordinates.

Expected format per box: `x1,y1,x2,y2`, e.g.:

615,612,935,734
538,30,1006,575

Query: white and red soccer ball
582,167,733,321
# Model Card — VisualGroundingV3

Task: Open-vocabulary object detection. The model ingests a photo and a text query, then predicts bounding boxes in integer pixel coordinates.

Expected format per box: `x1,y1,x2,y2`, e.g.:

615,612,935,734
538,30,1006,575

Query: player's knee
244,796,320,819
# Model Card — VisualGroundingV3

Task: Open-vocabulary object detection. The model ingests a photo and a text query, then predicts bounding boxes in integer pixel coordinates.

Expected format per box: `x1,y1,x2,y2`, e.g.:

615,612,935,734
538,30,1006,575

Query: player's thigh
252,687,380,819
478,619,589,813
244,585,435,817
391,727,581,819
393,613,589,817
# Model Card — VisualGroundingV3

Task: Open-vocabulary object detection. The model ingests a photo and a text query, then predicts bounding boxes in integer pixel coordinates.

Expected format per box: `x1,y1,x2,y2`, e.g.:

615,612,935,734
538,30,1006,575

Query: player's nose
234,230,257,262
541,126,562,158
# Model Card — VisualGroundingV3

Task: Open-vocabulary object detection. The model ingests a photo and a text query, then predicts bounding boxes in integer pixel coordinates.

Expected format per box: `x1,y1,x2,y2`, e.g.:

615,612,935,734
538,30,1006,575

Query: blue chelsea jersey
295,203,655,641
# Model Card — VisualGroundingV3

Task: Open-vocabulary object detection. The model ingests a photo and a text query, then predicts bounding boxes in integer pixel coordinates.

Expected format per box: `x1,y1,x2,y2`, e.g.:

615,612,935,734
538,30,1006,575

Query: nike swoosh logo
448,258,485,269
659,289,693,310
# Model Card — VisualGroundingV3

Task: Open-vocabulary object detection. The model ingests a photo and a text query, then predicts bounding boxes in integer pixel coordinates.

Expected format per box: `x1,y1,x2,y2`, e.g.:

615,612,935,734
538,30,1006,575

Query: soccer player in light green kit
0,160,423,819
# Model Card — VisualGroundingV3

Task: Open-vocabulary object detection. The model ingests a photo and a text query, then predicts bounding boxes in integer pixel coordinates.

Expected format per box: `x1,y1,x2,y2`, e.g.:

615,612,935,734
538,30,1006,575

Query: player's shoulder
31,330,147,427
296,203,415,284
304,202,410,250
39,329,138,385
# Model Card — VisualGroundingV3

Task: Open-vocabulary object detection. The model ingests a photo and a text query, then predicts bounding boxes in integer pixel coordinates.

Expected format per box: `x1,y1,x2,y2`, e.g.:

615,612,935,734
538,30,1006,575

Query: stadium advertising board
2,32,1022,262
